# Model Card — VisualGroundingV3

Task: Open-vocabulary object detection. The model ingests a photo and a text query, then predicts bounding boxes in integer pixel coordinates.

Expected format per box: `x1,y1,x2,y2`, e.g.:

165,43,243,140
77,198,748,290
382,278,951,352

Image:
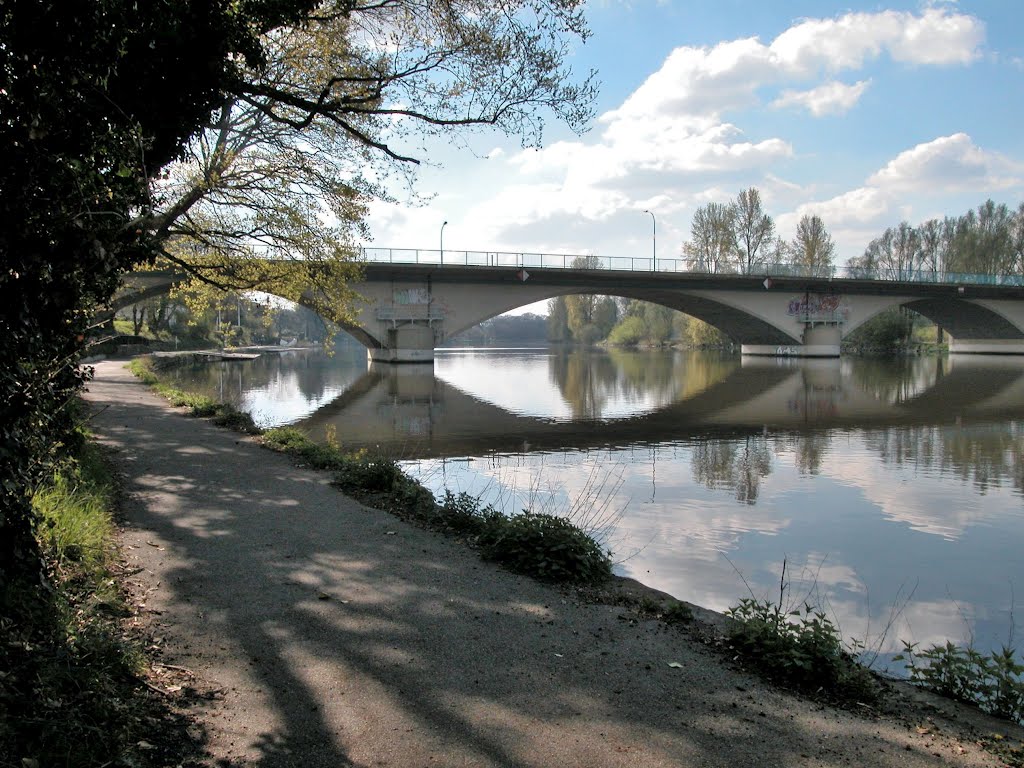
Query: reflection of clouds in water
227,349,1024,658
405,442,1015,660
822,443,1018,540
435,350,675,421
244,382,352,426
436,353,574,420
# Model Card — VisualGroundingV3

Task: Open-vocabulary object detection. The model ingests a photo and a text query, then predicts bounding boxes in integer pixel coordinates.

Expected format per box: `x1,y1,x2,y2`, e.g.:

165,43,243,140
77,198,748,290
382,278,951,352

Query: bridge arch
114,262,1024,360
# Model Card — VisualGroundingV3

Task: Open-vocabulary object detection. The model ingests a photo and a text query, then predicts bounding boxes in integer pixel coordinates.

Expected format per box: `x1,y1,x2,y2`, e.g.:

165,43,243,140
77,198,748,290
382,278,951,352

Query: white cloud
604,8,981,128
368,7,995,265
868,132,1018,192
789,187,891,228
771,8,983,74
771,80,871,116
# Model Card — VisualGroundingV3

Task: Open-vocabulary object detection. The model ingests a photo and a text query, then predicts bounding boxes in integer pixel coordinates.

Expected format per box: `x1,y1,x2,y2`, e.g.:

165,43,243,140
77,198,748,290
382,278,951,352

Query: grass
1,438,192,767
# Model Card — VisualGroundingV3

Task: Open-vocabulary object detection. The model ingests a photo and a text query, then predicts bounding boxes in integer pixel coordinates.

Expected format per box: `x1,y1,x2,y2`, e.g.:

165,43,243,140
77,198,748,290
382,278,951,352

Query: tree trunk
131,305,146,336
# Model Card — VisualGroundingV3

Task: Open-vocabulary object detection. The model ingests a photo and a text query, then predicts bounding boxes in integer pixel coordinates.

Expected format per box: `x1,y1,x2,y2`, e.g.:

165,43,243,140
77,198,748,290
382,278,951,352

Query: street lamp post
643,210,656,271
440,220,448,265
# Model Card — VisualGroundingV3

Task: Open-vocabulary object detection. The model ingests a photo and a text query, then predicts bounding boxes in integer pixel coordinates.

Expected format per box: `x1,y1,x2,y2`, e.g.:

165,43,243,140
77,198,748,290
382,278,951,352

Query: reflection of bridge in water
294,356,1024,458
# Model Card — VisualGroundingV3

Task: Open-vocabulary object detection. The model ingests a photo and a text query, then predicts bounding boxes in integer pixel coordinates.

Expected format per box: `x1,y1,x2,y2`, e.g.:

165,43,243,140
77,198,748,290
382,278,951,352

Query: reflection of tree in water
865,422,1024,495
674,352,738,400
691,433,773,504
163,349,367,407
778,432,833,476
550,349,737,420
549,351,615,419
605,348,677,400
847,356,940,405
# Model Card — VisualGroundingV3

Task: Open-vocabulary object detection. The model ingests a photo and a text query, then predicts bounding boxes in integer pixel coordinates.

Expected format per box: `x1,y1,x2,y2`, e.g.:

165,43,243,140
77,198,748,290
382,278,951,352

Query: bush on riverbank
726,596,879,703
897,641,1024,724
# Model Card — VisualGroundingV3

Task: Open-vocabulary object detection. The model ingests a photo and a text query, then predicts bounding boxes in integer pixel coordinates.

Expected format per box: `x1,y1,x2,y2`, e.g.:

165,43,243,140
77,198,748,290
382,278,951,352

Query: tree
790,215,836,277
0,0,282,583
2,0,597,585
854,222,917,280
564,256,610,344
947,200,1014,276
731,188,775,274
683,202,736,273
605,300,675,346
146,1,598,320
917,219,946,277
547,297,572,343
1011,203,1024,277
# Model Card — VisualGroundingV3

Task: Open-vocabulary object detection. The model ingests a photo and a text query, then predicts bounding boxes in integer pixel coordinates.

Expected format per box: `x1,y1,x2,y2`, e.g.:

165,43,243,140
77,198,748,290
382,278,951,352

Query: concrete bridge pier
740,324,841,358
367,324,437,363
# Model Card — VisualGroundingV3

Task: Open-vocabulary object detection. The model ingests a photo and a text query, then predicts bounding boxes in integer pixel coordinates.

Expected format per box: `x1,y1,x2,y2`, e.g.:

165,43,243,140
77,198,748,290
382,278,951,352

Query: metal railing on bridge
359,247,1024,288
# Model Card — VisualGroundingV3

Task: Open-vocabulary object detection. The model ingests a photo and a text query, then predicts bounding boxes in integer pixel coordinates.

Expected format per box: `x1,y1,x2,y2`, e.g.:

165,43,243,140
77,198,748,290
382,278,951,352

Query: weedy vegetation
725,561,879,703
896,641,1024,724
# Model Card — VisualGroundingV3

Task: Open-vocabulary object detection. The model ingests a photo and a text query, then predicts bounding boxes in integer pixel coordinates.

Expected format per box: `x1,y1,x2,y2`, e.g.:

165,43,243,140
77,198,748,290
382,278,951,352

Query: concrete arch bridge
114,248,1024,362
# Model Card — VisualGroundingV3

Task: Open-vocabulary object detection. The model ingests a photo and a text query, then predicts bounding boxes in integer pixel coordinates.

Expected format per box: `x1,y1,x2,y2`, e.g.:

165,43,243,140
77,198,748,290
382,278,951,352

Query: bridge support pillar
741,325,841,358
949,338,1024,355
368,324,436,363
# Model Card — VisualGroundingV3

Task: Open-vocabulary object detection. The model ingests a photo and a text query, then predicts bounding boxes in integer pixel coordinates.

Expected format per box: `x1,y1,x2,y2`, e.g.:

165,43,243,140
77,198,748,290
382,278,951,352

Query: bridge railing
359,247,1024,287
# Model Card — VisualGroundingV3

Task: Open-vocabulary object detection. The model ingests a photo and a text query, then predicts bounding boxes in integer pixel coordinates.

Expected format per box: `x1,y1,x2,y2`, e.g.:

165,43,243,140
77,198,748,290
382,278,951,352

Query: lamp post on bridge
643,210,656,271
440,220,448,265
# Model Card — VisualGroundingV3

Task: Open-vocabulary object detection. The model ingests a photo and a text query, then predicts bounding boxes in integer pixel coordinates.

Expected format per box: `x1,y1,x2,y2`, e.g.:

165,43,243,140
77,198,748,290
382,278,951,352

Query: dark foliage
477,511,613,584
0,0,319,583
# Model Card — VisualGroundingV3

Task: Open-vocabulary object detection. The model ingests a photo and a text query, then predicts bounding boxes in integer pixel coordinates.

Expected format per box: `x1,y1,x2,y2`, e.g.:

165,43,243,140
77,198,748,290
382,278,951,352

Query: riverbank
83,359,1023,767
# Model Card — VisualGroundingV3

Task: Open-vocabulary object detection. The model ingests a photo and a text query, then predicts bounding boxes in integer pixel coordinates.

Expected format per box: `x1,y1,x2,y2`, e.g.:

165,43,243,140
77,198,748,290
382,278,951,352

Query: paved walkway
84,360,1010,767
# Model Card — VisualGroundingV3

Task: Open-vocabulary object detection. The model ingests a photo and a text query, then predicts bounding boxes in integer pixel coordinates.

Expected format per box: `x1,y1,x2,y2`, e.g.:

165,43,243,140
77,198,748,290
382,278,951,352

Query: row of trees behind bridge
545,192,1024,349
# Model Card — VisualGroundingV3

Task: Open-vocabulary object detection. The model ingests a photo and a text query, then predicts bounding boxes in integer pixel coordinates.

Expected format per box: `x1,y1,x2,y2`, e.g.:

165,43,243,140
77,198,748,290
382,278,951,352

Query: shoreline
81,360,1024,768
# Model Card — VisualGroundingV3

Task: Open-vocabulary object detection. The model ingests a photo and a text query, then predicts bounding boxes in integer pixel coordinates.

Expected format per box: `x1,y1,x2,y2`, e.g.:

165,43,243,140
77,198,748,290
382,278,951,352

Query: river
161,346,1024,670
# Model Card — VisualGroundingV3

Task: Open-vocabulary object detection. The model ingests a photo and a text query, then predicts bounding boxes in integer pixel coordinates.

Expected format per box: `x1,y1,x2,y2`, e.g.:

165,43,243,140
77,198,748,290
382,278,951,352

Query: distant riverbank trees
547,295,730,349
847,198,1024,280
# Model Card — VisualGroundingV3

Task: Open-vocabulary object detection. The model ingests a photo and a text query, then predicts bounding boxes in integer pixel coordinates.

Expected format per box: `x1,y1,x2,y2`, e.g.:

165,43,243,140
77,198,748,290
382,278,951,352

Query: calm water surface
165,347,1024,669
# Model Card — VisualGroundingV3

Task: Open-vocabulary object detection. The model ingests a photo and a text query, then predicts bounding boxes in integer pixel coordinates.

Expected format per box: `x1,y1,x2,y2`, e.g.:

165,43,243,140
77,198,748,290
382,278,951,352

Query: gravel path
84,359,1017,768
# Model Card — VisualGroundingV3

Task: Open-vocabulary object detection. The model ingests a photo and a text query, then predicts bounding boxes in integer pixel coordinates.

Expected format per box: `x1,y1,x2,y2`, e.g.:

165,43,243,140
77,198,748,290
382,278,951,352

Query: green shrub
335,451,404,492
606,315,648,347
262,427,354,470
477,510,612,584
262,426,311,450
897,641,1024,723
211,404,261,434
727,597,878,702
436,490,501,534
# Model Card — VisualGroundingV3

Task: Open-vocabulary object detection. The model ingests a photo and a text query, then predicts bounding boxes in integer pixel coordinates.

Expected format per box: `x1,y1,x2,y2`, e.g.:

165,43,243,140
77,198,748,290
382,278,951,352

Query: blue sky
366,0,1024,288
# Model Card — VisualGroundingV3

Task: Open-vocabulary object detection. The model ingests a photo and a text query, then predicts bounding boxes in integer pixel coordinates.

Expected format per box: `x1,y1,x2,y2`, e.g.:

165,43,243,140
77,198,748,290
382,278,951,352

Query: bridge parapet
360,247,1024,287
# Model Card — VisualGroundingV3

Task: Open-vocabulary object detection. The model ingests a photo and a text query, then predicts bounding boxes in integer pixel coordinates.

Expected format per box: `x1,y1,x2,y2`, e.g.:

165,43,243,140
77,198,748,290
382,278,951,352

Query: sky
364,0,1024,313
